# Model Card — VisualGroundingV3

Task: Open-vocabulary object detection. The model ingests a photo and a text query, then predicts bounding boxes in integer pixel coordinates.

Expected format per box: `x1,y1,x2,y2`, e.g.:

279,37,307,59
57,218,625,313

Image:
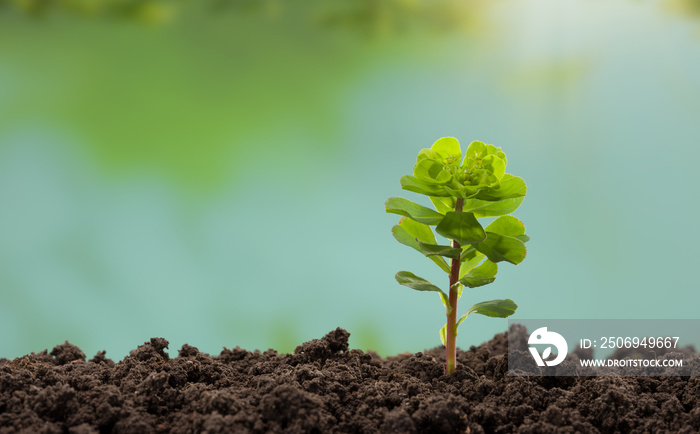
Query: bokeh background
2,0,700,360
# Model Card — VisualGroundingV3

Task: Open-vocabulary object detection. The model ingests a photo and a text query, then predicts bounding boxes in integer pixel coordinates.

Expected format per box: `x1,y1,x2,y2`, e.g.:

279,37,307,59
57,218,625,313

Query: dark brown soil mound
2,328,699,433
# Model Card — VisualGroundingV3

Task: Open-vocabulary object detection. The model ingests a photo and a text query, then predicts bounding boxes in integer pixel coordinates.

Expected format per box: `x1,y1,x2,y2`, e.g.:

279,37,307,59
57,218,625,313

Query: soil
2,327,699,433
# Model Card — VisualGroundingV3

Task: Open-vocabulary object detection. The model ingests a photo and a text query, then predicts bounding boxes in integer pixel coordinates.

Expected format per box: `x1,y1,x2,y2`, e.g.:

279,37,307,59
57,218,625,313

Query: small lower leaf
439,292,452,315
417,242,462,259
474,232,526,265
399,217,437,244
459,260,498,288
386,197,444,225
395,271,446,296
392,225,418,249
439,323,447,346
392,218,450,273
457,299,518,327
485,216,525,238
459,250,485,278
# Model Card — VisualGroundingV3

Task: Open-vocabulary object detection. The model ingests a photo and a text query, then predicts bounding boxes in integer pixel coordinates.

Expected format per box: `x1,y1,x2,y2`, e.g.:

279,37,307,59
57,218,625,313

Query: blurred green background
2,0,700,360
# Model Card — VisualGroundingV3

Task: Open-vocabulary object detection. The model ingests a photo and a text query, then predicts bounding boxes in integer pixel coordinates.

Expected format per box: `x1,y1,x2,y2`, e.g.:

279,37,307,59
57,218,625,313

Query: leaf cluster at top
400,137,526,202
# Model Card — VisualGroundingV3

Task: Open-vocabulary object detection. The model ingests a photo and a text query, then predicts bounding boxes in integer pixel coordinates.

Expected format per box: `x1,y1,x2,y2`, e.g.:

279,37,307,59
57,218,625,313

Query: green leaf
485,216,526,238
457,299,518,327
417,242,461,259
392,224,418,249
459,260,498,288
414,159,452,184
475,174,526,201
393,218,450,273
465,140,487,162
482,154,506,179
400,175,451,197
459,245,478,262
474,232,527,265
431,137,462,163
468,169,500,189
435,212,486,246
459,250,485,278
461,197,524,218
385,197,444,225
443,185,471,199
398,217,437,244
416,148,440,162
439,323,447,346
515,234,530,243
438,292,450,313
492,146,507,165
429,196,456,215
395,271,446,296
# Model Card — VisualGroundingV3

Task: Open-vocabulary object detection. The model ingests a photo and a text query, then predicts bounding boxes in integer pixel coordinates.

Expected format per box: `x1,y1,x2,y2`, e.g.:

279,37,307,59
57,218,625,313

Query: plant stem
445,198,464,375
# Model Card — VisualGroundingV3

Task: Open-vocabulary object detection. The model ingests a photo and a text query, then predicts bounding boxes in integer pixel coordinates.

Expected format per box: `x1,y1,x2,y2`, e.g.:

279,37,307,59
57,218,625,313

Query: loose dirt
2,327,699,433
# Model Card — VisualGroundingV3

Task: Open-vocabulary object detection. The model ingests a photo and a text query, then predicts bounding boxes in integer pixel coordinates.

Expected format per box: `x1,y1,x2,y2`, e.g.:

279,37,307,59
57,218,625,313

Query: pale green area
1,0,700,360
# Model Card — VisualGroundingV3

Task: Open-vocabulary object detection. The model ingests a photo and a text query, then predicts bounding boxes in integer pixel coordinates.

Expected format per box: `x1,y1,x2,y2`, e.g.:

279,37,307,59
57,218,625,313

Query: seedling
386,137,529,374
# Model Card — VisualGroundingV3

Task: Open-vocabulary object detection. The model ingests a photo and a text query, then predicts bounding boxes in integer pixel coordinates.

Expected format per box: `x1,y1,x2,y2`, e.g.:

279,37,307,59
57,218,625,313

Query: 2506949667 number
598,337,680,349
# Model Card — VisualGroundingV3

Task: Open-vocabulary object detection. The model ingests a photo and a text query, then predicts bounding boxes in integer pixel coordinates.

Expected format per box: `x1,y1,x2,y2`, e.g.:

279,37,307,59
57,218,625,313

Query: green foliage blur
0,0,479,192
0,0,473,32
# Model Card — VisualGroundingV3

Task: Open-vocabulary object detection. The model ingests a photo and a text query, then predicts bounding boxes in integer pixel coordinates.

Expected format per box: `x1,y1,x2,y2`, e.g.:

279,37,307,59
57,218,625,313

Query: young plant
386,137,529,375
